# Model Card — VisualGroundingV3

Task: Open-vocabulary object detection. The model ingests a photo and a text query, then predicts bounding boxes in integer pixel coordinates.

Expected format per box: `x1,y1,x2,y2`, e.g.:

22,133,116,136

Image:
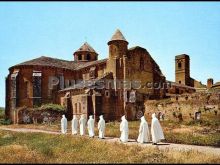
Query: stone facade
6,29,207,123
175,54,206,91
175,54,191,86
58,30,167,122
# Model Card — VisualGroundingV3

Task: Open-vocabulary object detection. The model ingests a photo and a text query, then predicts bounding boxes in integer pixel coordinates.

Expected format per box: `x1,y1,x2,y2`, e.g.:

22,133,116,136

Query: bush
17,104,65,124
0,118,12,125
0,108,5,119
39,104,65,112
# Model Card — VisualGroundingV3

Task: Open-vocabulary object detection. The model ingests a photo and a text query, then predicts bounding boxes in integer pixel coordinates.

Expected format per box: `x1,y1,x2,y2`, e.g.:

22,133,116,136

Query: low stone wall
17,107,64,124
144,92,220,122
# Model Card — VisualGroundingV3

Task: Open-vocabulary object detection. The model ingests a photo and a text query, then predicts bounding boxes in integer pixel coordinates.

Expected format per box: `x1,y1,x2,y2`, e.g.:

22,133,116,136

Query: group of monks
61,114,105,139
61,113,165,145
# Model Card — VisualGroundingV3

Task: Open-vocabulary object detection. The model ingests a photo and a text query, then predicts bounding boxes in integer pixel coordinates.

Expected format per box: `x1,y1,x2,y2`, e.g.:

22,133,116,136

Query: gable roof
75,42,98,54
10,56,107,71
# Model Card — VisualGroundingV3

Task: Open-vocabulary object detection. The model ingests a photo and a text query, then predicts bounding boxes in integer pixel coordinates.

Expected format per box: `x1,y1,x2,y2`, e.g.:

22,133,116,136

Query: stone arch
178,62,182,69
78,54,82,60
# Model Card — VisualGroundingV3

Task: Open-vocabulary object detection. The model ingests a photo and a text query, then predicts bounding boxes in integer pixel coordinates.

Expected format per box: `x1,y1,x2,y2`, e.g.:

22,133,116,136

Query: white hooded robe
72,115,78,135
98,115,105,139
120,115,129,143
137,116,150,143
87,115,95,137
79,114,87,136
151,113,165,143
61,114,67,134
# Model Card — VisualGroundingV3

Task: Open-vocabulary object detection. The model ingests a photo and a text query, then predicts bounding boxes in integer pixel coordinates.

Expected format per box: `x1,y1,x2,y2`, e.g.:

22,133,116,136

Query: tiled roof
59,72,113,92
175,54,190,59
75,42,98,54
10,56,107,71
166,80,195,89
108,29,128,43
212,82,220,87
74,58,107,70
128,46,147,51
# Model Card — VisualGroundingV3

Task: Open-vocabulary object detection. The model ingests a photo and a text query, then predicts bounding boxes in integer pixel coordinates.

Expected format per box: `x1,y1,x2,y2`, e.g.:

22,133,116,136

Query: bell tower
107,29,129,119
73,42,98,62
175,54,191,86
207,78,213,89
108,29,128,59
107,29,128,79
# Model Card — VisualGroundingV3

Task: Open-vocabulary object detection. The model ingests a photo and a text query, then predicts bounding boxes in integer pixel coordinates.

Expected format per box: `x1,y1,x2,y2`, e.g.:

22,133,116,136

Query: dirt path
1,127,220,156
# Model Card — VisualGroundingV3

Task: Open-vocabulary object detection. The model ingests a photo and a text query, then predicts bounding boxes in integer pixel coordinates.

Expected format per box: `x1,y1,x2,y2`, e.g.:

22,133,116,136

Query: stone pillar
5,76,10,119
82,54,85,61
123,55,127,117
92,94,96,120
92,92,102,122
111,57,117,91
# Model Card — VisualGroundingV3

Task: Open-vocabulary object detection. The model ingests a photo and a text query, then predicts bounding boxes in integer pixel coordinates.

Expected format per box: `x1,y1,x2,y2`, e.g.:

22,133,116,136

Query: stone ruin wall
144,92,220,122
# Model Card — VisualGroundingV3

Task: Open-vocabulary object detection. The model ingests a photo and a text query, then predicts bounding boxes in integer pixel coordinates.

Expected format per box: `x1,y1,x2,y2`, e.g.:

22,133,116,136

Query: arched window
140,57,144,70
105,90,110,98
75,103,77,114
86,54,91,61
78,103,81,113
178,62,182,69
78,54,82,60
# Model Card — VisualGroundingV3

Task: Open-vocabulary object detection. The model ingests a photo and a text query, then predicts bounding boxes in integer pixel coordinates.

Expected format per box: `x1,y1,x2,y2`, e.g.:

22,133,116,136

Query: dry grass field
1,111,219,147
0,130,219,164
0,97,219,163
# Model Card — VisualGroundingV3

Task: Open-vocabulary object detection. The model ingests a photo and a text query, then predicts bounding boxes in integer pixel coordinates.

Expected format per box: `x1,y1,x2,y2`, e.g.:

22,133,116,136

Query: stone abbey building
5,29,207,123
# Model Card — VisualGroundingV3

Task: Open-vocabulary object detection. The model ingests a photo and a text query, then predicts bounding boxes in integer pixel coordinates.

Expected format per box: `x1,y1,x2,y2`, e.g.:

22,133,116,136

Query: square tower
175,54,190,86
207,78,214,89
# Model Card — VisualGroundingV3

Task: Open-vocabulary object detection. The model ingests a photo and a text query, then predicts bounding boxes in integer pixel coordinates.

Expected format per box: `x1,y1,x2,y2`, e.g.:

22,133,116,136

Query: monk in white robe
151,113,165,144
98,115,105,139
61,114,67,134
72,115,78,135
137,116,150,143
120,115,129,143
79,114,87,136
87,115,95,138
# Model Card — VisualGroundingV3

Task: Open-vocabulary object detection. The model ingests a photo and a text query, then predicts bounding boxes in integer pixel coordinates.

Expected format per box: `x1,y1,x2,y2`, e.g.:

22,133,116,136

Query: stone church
5,29,206,123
